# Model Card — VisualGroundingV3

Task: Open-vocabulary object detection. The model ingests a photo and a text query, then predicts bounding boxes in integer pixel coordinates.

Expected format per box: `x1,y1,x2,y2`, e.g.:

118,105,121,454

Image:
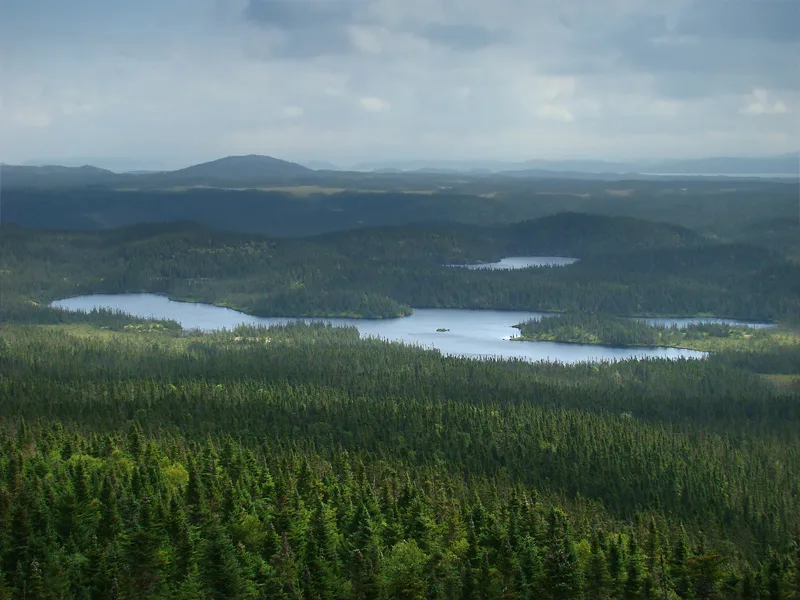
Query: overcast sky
1,0,798,167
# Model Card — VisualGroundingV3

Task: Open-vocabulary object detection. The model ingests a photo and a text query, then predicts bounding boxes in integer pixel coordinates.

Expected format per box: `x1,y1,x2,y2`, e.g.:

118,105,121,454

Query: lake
447,256,579,270
51,294,714,364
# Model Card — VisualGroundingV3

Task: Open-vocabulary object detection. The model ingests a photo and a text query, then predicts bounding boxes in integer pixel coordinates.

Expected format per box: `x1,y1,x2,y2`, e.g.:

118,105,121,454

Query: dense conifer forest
1,317,799,598
2,205,799,598
2,214,798,322
4,177,798,258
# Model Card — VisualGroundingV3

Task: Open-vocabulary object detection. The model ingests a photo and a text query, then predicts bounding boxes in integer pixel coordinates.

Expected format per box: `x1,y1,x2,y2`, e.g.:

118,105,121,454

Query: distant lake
51,294,712,364
447,256,579,270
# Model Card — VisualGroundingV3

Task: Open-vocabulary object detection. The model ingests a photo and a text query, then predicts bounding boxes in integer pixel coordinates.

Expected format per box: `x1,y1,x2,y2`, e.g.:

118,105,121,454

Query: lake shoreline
51,291,777,324
49,294,713,364
510,334,709,352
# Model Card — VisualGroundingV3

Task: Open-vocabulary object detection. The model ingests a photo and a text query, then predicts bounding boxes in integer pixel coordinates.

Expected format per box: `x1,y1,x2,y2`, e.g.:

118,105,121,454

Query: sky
1,0,798,168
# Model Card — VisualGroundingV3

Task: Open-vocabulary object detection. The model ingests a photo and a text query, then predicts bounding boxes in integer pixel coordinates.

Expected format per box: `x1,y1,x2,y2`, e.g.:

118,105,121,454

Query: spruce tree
586,547,612,600
542,508,582,600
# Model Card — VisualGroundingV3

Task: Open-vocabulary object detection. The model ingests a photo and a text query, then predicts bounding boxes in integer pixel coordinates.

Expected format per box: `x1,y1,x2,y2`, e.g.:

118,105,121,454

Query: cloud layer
1,0,797,167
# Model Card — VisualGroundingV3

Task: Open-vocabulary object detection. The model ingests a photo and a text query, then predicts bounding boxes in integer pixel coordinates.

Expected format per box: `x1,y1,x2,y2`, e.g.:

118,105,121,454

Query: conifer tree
122,497,164,598
670,528,692,600
624,536,646,600
542,508,582,600
198,522,245,600
586,547,612,600
766,550,787,600
0,568,11,600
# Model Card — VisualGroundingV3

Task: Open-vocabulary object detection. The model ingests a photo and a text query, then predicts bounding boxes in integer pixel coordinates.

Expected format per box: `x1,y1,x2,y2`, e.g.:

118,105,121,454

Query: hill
0,164,120,188
145,154,313,186
350,154,800,176
302,160,341,170
648,153,799,175
506,212,702,255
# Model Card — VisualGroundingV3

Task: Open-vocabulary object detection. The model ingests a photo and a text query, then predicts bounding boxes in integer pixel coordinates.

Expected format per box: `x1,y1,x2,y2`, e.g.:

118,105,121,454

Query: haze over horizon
2,0,798,166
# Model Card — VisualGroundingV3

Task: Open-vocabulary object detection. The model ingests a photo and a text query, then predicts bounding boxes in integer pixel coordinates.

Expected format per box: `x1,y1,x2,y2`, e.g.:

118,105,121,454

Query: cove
447,256,579,270
51,294,710,364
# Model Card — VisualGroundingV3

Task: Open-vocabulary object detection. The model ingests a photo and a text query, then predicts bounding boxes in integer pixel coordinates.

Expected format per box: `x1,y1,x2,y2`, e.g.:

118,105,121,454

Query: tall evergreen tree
542,508,582,600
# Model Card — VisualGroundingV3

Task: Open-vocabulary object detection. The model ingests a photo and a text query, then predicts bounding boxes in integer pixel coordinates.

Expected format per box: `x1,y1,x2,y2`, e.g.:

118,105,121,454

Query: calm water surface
447,256,579,270
51,294,715,364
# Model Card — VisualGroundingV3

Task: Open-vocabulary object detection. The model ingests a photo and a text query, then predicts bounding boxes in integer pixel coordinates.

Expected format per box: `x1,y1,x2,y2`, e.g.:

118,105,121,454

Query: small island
514,313,788,352
436,327,450,332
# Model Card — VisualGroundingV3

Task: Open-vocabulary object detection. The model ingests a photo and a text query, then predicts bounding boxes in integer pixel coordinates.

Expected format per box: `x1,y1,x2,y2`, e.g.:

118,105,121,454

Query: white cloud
282,106,304,118
533,105,575,122
11,108,52,128
359,96,391,112
0,0,797,163
348,25,384,54
741,89,789,115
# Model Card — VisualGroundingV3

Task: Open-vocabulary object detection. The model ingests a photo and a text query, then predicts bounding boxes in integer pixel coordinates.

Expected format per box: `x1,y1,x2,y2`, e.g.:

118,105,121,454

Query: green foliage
1,211,799,597
2,215,798,322
517,313,796,352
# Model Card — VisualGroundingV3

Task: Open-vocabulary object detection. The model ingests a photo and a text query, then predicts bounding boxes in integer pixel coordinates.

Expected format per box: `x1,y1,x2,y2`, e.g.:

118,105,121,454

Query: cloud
534,105,575,123
244,0,363,28
242,0,370,56
418,23,510,50
283,106,304,118
741,89,789,115
676,0,800,42
11,109,52,129
0,0,797,165
359,96,391,112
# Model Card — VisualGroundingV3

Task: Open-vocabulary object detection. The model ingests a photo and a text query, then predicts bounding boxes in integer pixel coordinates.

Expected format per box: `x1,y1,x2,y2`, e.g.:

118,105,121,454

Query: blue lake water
447,256,579,270
50,294,720,364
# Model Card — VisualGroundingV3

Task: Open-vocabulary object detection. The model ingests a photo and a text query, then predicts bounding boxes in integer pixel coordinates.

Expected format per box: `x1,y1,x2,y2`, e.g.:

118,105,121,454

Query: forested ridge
4,178,798,258
1,319,799,599
2,215,797,322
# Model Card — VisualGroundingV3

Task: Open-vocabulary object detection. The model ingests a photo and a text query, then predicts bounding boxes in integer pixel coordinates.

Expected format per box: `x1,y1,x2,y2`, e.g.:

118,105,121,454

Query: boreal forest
1,164,799,599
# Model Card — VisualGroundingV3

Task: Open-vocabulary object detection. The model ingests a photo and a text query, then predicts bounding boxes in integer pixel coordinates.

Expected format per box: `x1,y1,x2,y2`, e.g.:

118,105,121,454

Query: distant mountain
351,154,799,176
302,160,341,171
0,164,121,188
413,167,464,174
645,153,799,175
2,155,315,189
23,157,172,173
353,160,513,172
149,155,313,185
371,167,406,174
5,152,796,191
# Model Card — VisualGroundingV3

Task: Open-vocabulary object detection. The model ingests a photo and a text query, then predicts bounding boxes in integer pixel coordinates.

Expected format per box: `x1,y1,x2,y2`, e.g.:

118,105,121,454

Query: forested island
515,313,796,352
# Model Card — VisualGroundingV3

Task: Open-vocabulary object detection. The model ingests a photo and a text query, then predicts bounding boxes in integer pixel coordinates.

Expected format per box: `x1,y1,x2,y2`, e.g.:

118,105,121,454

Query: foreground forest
1,317,799,599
